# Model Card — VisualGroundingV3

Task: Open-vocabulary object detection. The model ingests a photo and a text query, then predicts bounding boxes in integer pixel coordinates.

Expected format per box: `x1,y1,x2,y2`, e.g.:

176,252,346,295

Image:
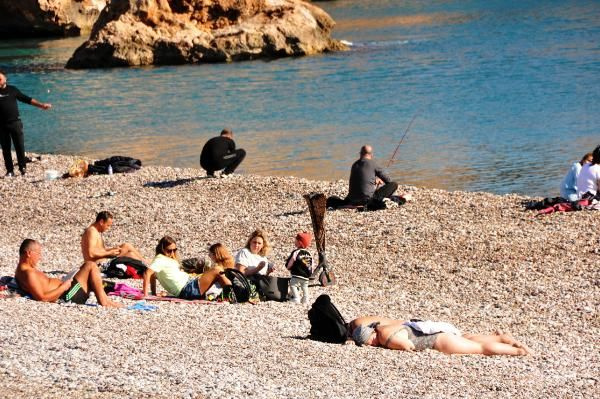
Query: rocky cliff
65,0,347,69
0,0,107,38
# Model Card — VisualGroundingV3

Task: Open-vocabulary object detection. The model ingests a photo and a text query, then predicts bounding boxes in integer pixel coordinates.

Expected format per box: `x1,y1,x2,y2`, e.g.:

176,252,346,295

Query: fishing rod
386,111,420,168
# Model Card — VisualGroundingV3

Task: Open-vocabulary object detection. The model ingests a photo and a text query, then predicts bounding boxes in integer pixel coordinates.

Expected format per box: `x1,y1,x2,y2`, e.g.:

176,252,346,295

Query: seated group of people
15,211,315,307
560,145,600,201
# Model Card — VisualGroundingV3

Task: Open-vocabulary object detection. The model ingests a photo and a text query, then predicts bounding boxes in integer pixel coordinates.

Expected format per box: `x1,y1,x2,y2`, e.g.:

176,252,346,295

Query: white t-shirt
576,163,600,197
234,248,269,275
150,254,189,296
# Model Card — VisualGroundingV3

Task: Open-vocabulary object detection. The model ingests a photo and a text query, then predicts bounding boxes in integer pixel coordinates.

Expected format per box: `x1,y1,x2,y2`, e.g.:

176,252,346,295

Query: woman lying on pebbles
143,236,232,299
234,229,275,276
349,316,532,356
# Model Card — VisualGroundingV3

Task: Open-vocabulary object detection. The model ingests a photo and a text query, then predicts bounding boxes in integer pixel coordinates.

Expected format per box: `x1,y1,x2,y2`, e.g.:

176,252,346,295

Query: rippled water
0,0,598,196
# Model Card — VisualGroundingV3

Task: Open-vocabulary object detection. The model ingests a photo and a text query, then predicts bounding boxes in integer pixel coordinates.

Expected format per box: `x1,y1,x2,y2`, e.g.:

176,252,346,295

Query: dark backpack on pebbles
223,268,252,303
104,257,147,279
308,294,348,343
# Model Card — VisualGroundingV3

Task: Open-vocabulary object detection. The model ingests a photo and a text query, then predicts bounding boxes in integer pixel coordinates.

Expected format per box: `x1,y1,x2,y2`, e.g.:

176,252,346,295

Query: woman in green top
143,236,232,299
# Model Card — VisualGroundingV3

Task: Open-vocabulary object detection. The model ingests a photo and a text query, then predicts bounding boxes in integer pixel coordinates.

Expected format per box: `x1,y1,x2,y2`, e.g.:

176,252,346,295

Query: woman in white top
576,145,600,198
235,229,275,276
560,152,592,201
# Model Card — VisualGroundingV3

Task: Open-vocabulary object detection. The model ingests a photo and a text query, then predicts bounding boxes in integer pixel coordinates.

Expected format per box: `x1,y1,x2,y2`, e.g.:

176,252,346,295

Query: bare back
15,263,62,301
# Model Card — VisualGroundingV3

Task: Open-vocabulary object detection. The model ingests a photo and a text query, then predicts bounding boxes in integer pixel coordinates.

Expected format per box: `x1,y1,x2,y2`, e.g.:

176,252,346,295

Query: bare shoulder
353,316,402,326
82,225,98,239
15,264,47,290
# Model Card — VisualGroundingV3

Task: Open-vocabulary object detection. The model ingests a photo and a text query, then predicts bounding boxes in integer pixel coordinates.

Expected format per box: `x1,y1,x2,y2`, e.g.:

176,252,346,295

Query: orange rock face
0,0,107,38
66,0,347,68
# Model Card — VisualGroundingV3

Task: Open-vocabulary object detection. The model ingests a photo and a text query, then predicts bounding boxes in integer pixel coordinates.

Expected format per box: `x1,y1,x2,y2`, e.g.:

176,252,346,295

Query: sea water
0,0,598,196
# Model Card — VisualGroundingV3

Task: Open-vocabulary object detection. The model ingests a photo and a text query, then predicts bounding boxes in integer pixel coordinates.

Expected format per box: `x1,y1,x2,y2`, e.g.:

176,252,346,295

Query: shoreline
0,153,598,398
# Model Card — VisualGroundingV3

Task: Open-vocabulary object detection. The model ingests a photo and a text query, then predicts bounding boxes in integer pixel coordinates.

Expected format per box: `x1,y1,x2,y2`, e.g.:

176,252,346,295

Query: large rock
66,0,347,68
0,0,107,38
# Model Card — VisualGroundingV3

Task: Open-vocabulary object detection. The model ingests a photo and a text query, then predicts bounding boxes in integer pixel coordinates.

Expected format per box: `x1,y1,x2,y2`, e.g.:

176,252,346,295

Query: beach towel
0,276,28,298
107,282,143,297
127,301,158,312
117,292,226,305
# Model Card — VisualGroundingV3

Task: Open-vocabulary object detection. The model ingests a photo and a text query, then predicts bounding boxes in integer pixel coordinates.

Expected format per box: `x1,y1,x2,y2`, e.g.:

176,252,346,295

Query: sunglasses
165,247,178,254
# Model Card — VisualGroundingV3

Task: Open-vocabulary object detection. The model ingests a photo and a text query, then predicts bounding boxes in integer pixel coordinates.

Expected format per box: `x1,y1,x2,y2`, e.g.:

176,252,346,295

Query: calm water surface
0,0,598,196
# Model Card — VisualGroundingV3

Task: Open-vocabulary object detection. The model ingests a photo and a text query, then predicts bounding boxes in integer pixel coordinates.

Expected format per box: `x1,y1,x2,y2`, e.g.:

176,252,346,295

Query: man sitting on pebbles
81,211,147,266
348,315,531,356
15,239,122,307
327,145,398,210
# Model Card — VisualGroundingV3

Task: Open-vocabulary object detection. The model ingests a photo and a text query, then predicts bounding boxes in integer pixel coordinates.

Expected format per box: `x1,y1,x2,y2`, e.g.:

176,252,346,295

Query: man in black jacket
0,71,52,177
327,145,398,209
199,128,246,177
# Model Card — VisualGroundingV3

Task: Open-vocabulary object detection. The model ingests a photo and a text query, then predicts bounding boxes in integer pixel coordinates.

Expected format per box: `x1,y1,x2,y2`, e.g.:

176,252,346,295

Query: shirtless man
14,239,121,307
81,211,146,265
348,316,531,356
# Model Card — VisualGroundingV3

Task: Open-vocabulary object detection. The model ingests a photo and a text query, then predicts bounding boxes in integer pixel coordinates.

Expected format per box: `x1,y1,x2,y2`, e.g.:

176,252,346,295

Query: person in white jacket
560,152,592,201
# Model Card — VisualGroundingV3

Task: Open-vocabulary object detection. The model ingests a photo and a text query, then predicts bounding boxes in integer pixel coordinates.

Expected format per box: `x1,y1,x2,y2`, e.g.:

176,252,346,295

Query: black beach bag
224,268,252,303
308,294,348,343
104,257,147,279
252,275,290,302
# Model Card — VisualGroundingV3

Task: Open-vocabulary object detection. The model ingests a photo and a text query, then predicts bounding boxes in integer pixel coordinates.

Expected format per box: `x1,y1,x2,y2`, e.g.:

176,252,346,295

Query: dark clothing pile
87,156,142,175
200,136,245,176
523,192,600,215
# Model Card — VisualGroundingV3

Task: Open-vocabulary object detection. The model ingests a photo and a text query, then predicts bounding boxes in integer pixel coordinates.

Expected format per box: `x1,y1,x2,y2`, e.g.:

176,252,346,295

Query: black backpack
104,256,147,279
308,294,348,343
251,275,290,302
224,268,252,303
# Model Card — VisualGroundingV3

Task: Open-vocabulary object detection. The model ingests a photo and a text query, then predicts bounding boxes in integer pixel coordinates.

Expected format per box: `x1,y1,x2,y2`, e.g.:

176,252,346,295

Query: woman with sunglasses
143,236,232,299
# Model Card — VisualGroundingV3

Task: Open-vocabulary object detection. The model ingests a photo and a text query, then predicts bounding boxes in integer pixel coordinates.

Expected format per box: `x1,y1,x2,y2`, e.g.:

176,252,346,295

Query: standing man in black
200,128,246,177
327,145,398,209
0,71,52,177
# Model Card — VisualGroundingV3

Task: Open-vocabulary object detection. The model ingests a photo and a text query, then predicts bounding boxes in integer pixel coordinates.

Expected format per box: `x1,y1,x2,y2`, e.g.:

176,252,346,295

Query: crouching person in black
200,128,246,177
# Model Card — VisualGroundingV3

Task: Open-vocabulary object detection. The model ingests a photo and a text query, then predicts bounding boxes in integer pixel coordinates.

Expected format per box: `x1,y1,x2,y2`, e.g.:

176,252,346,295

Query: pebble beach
0,153,598,398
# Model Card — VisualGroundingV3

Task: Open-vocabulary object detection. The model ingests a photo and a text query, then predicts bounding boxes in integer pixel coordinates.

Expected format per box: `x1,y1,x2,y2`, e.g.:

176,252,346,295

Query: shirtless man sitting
15,239,122,307
81,211,146,265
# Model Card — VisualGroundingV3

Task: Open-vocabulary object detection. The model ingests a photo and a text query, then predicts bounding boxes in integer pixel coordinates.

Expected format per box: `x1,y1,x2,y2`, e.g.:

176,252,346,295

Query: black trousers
200,149,246,176
0,120,26,173
326,181,399,209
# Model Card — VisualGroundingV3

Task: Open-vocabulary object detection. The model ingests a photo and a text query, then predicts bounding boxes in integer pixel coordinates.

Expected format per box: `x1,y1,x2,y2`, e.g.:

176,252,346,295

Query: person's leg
200,158,219,177
8,121,26,173
118,243,147,264
300,279,309,304
373,181,398,201
73,261,122,307
222,149,246,175
434,333,528,356
289,276,301,303
198,266,232,295
0,125,14,174
463,332,532,354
